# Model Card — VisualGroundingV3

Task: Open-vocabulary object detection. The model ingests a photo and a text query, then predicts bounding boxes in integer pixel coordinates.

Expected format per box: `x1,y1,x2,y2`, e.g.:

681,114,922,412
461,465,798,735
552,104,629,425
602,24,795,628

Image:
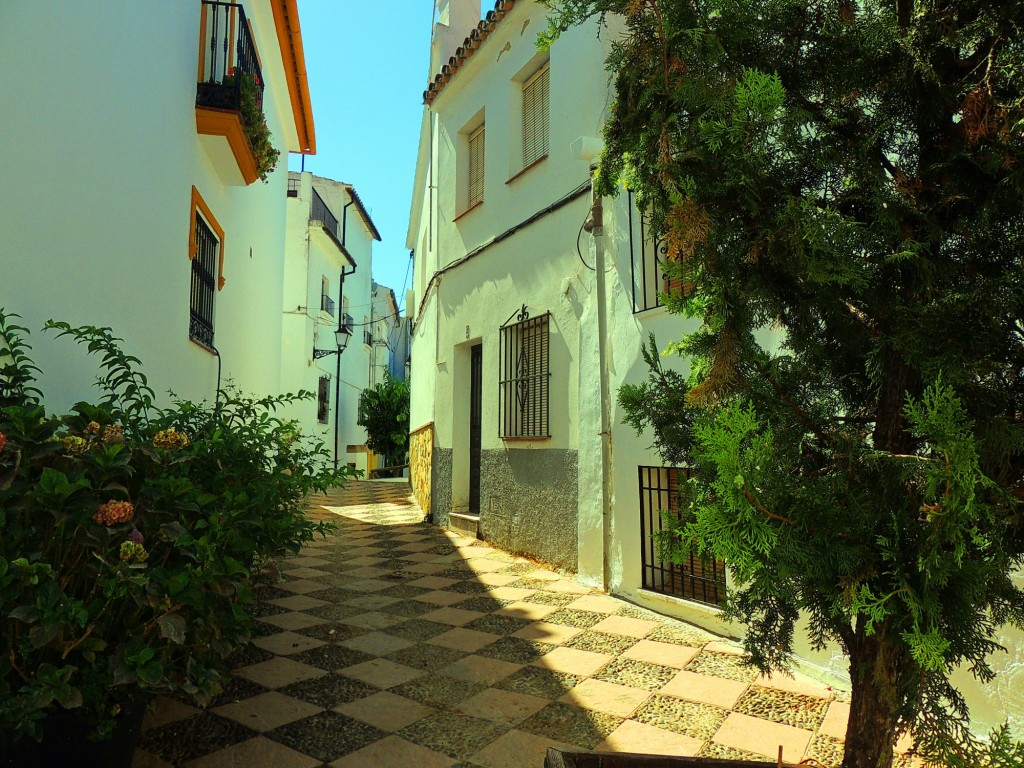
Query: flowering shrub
93,500,135,526
152,428,189,450
0,310,352,746
225,68,280,182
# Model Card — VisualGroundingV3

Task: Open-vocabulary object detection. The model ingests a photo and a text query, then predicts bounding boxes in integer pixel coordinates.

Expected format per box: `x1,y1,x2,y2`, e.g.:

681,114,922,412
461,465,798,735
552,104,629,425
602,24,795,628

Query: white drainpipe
585,164,613,591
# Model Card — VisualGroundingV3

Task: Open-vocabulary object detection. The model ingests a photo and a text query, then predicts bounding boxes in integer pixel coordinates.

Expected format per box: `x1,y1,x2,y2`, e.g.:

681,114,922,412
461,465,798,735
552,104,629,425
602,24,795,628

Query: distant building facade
281,172,384,476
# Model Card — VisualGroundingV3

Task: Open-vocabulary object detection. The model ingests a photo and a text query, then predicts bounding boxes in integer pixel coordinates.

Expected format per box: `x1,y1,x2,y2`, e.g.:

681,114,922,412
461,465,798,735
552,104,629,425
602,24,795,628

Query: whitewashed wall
0,0,298,412
406,0,1020,734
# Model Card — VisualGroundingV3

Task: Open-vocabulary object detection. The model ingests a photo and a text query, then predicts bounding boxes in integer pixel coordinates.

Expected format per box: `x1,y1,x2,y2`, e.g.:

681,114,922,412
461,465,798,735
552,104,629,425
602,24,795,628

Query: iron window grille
317,376,330,424
364,330,374,347
499,305,550,439
638,465,727,607
287,177,301,197
467,124,485,208
628,190,689,313
190,213,218,348
522,65,550,167
321,294,335,316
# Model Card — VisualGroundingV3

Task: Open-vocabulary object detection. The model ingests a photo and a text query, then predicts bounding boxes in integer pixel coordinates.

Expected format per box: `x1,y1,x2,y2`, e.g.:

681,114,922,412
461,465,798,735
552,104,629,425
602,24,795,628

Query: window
499,306,550,438
317,376,330,424
467,124,485,208
521,64,549,167
321,275,335,316
629,191,690,313
188,187,224,349
638,466,726,607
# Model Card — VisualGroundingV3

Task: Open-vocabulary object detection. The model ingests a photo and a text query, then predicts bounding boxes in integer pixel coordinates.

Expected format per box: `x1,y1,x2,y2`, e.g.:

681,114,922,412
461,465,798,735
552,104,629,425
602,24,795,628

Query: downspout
341,195,355,248
585,164,613,591
335,261,356,469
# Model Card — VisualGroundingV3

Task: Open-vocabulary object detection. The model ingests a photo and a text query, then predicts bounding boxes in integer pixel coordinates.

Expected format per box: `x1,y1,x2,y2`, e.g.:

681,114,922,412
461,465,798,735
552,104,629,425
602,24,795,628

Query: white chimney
432,0,482,75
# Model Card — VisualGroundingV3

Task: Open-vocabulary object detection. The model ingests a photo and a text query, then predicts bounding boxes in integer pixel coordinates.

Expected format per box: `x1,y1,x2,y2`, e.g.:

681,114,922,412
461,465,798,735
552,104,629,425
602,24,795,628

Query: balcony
309,187,353,263
310,188,341,240
364,330,374,347
195,1,264,185
341,313,354,333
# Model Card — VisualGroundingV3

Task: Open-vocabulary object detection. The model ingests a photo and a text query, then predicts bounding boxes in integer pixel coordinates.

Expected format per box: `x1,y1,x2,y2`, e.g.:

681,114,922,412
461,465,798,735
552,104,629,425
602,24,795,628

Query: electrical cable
398,251,413,313
577,216,595,271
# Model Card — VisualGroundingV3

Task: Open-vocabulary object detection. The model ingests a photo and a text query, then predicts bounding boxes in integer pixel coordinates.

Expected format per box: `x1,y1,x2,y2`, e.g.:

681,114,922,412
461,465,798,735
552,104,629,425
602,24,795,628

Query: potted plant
0,312,349,766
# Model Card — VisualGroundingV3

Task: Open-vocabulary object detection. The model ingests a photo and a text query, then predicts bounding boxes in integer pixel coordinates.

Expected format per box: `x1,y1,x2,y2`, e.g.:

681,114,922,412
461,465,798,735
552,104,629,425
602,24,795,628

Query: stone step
449,512,481,539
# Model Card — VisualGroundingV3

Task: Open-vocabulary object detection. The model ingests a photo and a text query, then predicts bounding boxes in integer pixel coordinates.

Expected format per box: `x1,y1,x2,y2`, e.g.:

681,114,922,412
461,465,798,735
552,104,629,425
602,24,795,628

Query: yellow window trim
189,186,227,291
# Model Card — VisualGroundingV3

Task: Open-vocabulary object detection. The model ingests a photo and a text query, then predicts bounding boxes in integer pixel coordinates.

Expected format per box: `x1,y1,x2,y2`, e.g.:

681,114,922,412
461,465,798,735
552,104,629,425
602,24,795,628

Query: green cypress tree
542,2,1024,766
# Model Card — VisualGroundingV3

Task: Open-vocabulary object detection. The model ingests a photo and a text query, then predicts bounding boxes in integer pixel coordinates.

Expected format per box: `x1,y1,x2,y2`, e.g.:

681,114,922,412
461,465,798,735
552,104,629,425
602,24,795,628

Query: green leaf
157,614,187,645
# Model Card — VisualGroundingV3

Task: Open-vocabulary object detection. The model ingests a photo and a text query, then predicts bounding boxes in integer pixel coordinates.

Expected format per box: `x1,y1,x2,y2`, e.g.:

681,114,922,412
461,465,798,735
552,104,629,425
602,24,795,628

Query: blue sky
287,1,439,311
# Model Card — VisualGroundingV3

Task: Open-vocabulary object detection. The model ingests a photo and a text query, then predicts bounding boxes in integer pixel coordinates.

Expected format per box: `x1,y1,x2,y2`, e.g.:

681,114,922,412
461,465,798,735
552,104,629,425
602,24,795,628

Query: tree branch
743,485,797,526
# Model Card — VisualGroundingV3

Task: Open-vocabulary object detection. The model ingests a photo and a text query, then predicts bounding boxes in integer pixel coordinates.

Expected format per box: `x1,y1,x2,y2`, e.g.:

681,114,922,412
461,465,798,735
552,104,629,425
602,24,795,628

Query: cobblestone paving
132,480,917,768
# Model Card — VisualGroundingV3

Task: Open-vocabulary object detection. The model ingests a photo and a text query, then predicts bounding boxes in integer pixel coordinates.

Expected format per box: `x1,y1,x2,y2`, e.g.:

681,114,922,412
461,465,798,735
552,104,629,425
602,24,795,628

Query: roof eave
272,0,316,154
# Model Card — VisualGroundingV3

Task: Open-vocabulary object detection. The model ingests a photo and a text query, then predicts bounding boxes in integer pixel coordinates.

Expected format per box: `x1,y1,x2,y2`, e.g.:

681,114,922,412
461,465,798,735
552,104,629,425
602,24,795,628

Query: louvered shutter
468,125,485,207
522,66,549,167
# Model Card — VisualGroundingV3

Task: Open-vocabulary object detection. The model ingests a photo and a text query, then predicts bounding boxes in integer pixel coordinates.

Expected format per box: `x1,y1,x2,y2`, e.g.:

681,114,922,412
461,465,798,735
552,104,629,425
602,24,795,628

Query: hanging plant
226,69,280,183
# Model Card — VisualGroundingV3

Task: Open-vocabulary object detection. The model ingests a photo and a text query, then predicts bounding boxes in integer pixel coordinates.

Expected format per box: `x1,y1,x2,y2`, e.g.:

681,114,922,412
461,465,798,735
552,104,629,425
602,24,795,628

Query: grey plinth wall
431,448,453,527
479,448,578,572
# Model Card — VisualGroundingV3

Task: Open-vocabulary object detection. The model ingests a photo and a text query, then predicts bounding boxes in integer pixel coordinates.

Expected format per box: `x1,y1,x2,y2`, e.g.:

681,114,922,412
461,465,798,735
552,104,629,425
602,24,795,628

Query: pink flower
127,528,144,544
94,500,135,526
0,432,7,453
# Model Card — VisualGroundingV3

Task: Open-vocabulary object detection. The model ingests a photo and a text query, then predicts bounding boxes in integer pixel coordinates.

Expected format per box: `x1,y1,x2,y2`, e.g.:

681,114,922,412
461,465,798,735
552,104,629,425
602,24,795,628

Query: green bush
357,370,410,470
0,311,351,745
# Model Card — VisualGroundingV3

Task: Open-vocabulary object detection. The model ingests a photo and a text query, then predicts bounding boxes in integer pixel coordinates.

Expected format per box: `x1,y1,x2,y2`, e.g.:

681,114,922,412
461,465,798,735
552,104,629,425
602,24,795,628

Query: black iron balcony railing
287,177,301,197
321,294,336,316
197,1,264,113
311,188,341,240
364,330,374,347
341,313,354,333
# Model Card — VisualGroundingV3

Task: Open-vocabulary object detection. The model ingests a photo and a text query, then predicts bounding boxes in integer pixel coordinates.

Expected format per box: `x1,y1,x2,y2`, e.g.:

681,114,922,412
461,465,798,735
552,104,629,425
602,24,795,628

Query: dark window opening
639,465,726,607
317,376,330,424
190,213,218,348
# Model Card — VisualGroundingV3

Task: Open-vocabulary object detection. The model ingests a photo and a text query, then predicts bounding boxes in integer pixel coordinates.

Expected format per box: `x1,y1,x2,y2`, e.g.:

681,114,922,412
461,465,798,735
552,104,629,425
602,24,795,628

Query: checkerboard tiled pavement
132,479,917,768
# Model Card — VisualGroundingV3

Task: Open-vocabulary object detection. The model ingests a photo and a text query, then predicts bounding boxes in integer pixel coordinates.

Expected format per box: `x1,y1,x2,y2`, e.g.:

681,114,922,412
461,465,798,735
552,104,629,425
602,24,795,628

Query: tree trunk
842,623,908,768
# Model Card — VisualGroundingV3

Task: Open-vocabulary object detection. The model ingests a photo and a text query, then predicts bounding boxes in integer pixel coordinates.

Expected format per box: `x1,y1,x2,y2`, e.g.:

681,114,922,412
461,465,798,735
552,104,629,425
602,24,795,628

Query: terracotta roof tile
424,0,516,105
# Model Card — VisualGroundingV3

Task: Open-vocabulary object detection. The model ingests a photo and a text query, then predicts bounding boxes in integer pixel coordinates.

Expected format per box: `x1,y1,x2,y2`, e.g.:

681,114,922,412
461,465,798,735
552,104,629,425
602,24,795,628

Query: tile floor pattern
131,480,909,768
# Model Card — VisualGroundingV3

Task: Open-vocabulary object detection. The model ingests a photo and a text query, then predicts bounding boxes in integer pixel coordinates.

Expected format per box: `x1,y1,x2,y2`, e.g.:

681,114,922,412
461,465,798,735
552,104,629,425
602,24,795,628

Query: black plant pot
0,699,147,768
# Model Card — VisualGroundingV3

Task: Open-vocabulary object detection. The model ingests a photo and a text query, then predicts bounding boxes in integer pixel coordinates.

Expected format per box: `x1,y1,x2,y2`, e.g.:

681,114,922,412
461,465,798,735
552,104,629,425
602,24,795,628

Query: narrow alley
132,480,875,768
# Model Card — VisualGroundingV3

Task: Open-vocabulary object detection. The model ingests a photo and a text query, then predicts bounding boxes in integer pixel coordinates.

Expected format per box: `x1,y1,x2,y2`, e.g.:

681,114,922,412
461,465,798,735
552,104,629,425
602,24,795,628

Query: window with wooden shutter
467,124,485,207
499,305,550,439
638,466,727,607
522,65,549,167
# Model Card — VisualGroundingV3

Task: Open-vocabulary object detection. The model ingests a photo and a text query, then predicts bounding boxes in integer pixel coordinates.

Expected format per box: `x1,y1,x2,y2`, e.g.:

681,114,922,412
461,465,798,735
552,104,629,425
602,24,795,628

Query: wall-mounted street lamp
313,325,352,359
313,322,352,471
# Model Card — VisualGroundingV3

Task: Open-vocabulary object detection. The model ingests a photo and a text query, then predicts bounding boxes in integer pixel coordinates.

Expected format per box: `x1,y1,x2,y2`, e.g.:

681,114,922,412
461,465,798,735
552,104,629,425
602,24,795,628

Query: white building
0,0,314,411
370,282,402,386
280,172,385,475
406,0,1022,732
